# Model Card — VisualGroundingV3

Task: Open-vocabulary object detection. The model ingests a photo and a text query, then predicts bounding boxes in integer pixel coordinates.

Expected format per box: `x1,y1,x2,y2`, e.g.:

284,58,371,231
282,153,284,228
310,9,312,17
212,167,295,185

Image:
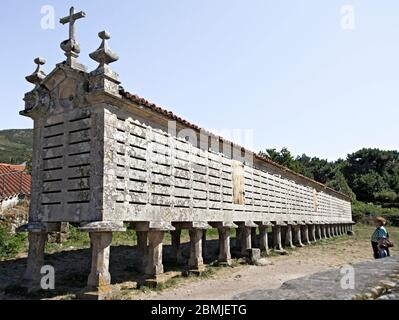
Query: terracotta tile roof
0,164,31,200
119,89,351,201
0,163,26,172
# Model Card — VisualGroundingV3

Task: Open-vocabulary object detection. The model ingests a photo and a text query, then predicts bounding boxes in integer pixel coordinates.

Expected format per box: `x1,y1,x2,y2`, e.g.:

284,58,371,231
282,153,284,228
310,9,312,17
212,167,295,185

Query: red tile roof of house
0,164,31,200
119,88,351,201
0,163,26,172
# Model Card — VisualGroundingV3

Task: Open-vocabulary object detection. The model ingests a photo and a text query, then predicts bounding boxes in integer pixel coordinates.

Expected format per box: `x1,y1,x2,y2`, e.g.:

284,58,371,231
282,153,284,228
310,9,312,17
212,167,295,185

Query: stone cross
59,7,86,68
60,6,86,44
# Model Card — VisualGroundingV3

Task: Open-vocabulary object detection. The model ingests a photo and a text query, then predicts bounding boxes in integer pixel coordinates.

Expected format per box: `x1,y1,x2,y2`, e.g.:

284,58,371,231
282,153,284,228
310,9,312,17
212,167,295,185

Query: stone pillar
87,232,113,289
170,229,184,264
188,228,204,270
326,224,331,238
145,230,165,276
240,226,252,255
251,228,258,248
80,221,125,291
258,225,270,254
284,224,295,249
301,224,311,245
218,227,232,265
136,231,148,272
293,224,304,247
21,231,48,289
321,224,326,239
324,224,329,239
316,223,323,240
272,224,283,251
309,224,316,242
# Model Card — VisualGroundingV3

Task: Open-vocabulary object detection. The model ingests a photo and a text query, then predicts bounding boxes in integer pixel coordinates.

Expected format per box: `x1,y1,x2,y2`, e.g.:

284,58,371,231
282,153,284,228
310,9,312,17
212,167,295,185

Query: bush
352,201,399,226
0,227,27,259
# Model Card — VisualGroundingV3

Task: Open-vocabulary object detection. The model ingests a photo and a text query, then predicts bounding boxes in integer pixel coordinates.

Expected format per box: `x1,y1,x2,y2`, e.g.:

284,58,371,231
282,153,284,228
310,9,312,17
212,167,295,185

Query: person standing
371,217,390,259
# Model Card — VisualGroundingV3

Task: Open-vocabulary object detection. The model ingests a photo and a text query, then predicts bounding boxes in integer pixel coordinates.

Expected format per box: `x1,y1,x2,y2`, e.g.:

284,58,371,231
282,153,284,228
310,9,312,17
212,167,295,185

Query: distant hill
0,129,33,164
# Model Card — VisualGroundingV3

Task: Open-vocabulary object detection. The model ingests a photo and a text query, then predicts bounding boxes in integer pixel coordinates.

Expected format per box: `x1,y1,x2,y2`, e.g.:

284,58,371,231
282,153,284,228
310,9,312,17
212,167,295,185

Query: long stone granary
19,7,353,292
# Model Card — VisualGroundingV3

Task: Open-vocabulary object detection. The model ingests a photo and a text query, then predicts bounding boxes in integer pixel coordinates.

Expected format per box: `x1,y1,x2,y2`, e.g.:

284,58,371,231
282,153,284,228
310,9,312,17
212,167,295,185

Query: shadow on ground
0,239,226,300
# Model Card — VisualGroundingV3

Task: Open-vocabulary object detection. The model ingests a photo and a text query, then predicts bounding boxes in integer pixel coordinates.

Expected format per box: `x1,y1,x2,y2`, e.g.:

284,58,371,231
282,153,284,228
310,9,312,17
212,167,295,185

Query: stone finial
89,31,119,68
88,30,120,96
59,6,87,71
25,57,46,86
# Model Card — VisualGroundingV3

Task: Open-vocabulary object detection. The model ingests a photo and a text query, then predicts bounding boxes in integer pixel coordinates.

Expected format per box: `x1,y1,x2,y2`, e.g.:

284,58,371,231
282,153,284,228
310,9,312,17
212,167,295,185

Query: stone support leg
326,225,331,238
284,225,295,249
259,225,270,254
22,231,48,289
145,230,165,277
301,225,311,245
293,225,304,247
240,226,252,255
309,224,316,242
87,232,113,289
272,225,283,251
188,228,204,270
218,227,232,265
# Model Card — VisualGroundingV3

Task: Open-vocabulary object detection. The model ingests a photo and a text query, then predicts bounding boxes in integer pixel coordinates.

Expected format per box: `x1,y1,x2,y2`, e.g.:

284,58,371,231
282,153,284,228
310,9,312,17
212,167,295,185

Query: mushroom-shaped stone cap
98,30,111,40
89,30,119,67
25,57,47,85
34,57,46,65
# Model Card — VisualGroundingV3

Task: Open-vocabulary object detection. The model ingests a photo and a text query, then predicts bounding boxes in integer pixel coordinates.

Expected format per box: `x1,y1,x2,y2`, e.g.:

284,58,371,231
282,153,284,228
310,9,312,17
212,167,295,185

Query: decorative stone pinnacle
25,57,46,86
59,6,86,68
89,30,119,68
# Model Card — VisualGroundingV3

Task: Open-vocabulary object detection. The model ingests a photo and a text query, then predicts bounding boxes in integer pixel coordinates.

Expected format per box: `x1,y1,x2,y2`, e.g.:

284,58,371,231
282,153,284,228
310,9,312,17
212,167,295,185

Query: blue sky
1,0,399,160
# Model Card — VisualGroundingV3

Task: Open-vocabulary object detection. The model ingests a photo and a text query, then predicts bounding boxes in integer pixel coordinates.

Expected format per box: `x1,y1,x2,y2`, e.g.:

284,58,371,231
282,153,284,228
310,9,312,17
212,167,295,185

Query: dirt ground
116,224,399,300
0,224,398,300
128,231,379,300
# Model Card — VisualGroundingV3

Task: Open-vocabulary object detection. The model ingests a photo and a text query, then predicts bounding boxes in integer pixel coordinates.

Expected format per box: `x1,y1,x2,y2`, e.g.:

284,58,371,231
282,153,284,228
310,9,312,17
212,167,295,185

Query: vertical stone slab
171,229,184,264
87,232,113,289
22,231,48,289
258,225,270,254
145,230,165,276
218,227,232,265
188,228,204,270
293,225,304,247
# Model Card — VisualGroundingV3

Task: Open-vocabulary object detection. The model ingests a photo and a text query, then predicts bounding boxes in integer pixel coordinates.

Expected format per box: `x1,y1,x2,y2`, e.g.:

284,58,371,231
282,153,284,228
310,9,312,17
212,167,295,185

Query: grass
0,227,27,260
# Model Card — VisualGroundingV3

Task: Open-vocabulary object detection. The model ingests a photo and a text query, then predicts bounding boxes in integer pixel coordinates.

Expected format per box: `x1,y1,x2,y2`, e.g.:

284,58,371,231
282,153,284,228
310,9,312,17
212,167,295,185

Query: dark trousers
371,241,390,259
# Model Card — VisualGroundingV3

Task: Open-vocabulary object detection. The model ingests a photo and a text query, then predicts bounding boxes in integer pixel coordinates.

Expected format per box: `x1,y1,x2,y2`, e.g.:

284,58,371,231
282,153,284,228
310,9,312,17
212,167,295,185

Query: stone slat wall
102,110,352,223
